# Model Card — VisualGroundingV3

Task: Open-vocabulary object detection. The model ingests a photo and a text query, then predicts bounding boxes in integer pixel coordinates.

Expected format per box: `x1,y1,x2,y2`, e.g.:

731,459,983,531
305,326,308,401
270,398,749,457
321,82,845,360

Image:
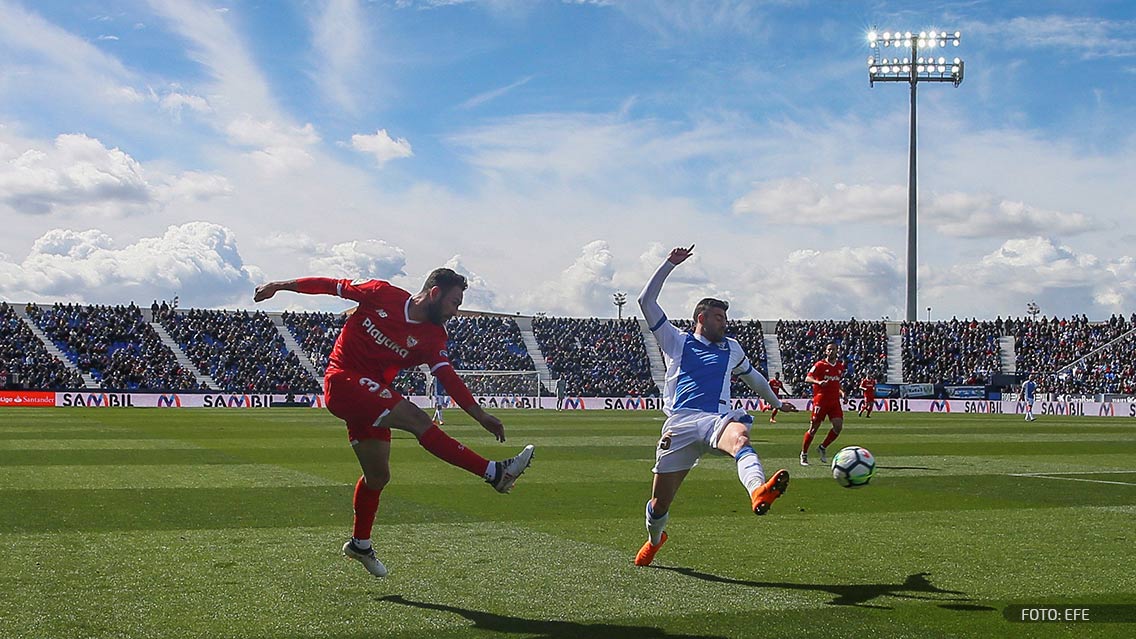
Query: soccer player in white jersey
1022,376,1037,422
633,244,798,567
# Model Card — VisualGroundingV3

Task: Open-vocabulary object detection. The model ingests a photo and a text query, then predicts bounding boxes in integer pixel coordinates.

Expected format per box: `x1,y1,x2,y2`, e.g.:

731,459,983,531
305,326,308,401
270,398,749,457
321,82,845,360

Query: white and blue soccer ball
831,446,876,488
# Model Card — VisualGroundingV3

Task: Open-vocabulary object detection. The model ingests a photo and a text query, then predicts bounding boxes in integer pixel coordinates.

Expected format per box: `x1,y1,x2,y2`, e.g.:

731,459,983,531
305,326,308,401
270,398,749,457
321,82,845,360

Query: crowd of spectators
901,318,1002,385
776,319,888,396
26,302,201,391
9,299,1136,397
163,309,319,393
533,317,659,397
0,303,85,390
1013,314,1136,396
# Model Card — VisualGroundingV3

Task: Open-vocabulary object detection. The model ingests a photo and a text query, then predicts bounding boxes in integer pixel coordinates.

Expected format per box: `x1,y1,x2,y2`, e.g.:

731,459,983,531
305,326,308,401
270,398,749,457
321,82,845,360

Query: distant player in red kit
768,372,786,423
800,342,845,466
255,269,534,578
858,375,877,418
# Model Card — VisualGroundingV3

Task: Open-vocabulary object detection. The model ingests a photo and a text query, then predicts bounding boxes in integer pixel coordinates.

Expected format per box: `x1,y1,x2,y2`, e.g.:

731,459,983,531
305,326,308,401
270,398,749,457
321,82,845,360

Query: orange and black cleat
750,469,790,515
634,532,668,567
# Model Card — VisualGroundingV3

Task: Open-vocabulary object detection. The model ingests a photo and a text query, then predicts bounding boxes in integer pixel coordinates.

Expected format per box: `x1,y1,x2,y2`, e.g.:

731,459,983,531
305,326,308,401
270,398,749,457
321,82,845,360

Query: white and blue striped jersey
649,316,754,416
1022,380,1036,402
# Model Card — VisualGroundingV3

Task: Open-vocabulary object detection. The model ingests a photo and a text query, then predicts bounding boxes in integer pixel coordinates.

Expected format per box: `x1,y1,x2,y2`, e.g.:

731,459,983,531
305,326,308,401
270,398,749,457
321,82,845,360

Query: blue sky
1,0,1134,320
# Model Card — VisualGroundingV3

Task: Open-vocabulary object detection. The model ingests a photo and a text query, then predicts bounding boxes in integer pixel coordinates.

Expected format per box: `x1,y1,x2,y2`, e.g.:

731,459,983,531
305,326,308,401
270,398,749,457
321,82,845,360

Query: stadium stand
5,299,1136,397
0,302,85,390
161,309,319,393
901,318,1002,386
533,317,659,397
24,302,201,391
1012,314,1136,396
776,319,889,396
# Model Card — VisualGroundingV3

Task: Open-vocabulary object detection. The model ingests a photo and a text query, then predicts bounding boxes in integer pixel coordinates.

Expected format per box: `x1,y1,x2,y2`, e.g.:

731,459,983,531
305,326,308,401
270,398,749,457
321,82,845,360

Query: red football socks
802,429,817,454
352,475,382,540
418,425,490,476
821,429,840,448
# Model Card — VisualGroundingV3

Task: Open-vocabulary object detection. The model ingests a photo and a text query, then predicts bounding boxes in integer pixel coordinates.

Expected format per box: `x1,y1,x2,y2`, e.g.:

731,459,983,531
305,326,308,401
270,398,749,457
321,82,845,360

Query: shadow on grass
877,465,938,471
652,568,994,611
377,594,728,639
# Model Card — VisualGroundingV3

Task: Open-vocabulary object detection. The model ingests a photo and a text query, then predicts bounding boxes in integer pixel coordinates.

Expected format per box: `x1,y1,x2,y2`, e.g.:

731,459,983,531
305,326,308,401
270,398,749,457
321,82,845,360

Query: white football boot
489,444,535,493
343,540,388,577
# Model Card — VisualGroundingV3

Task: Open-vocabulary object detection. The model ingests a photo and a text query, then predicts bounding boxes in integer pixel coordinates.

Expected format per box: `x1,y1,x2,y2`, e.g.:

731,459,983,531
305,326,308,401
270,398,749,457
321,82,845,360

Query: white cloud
924,237,1136,318
225,117,321,171
967,16,1136,59
307,239,407,280
0,222,262,307
309,0,370,114
442,254,499,311
733,177,1096,239
742,246,905,320
517,240,617,316
0,132,231,217
349,129,413,166
459,75,534,110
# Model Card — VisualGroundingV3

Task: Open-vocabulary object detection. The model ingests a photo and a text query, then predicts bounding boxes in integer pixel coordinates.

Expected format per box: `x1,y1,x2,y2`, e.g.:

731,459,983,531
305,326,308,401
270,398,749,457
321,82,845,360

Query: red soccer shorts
812,401,844,423
324,369,403,444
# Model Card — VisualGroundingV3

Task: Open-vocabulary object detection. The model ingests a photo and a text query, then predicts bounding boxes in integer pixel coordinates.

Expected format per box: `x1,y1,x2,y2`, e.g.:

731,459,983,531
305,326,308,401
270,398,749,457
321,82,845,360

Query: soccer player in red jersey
800,342,846,466
768,372,786,423
858,375,877,418
254,268,534,578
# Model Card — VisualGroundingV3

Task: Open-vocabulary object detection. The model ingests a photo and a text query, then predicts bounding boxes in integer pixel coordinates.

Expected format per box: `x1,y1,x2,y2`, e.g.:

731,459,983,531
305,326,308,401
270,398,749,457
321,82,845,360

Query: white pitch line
1009,472,1136,486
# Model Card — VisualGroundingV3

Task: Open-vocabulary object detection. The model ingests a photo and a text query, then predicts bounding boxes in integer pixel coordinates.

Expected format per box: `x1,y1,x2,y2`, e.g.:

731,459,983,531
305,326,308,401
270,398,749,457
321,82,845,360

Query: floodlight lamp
953,39,959,46
905,31,912,39
938,57,945,64
951,65,959,73
917,65,925,72
919,31,927,38
918,39,926,47
953,57,960,64
937,65,945,72
903,65,910,73
883,31,891,40
954,31,960,38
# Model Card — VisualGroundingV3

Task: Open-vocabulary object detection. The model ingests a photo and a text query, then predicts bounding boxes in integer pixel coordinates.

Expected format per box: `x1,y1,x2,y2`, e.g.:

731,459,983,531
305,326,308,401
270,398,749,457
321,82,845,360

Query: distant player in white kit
1022,376,1037,422
431,375,447,425
634,244,798,567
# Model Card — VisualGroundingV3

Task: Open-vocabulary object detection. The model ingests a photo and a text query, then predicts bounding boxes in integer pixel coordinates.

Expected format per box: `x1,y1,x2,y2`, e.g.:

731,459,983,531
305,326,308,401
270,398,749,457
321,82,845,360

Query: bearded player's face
427,286,464,325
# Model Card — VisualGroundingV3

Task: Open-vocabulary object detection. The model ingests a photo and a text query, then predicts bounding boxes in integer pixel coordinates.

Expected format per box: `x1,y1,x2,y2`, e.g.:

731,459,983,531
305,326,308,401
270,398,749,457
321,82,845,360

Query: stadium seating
0,303,85,390
776,320,888,395
533,317,659,397
1012,314,1136,396
901,318,1001,386
25,302,200,391
162,309,319,393
5,298,1136,397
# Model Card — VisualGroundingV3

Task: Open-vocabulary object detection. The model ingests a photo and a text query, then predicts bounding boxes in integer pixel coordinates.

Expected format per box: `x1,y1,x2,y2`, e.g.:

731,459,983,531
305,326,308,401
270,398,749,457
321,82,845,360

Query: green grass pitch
1,407,1134,638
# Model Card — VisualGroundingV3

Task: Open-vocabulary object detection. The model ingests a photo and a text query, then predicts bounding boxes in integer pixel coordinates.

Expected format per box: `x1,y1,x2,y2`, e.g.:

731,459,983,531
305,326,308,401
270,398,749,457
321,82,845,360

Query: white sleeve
638,259,683,354
737,366,782,408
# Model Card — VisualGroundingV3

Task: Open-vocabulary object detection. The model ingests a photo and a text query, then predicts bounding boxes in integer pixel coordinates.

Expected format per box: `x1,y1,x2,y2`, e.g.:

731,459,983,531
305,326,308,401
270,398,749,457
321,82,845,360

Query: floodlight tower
867,28,964,322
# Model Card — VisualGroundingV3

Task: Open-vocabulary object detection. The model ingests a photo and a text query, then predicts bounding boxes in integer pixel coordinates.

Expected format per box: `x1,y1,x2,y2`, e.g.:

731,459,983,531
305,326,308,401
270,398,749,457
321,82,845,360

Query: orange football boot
634,532,668,566
750,469,790,515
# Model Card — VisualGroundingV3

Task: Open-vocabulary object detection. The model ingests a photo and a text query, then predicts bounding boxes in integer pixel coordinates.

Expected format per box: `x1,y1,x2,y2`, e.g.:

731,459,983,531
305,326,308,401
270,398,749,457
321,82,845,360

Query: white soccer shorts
651,408,753,474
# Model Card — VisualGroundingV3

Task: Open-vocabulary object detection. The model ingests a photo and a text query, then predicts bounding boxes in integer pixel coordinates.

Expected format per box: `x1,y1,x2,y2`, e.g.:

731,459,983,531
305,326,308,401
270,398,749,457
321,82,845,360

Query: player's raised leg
716,420,789,516
382,399,534,492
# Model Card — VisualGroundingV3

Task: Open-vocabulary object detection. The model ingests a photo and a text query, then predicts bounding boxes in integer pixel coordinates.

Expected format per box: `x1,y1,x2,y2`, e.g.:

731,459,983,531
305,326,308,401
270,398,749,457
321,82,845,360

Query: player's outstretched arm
637,244,694,326
254,277,338,302
737,366,797,411
434,364,506,442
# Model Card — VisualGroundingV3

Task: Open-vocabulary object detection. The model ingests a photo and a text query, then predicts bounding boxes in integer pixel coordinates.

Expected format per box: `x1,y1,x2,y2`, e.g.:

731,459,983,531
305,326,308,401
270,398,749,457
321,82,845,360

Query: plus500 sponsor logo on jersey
361,317,410,358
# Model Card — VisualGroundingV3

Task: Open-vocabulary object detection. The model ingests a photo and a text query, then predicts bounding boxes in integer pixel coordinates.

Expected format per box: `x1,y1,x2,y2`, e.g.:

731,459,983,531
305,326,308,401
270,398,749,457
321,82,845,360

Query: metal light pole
868,29,964,322
613,292,627,319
